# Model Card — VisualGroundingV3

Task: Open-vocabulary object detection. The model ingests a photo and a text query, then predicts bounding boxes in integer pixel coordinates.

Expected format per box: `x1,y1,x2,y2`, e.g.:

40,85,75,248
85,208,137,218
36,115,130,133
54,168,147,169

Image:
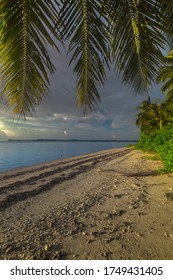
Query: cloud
0,48,164,141
0,129,8,141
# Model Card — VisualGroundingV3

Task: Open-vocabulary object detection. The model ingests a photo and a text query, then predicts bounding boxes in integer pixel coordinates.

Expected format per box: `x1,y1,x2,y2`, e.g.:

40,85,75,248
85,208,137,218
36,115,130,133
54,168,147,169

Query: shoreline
0,144,131,173
0,147,173,260
0,147,121,175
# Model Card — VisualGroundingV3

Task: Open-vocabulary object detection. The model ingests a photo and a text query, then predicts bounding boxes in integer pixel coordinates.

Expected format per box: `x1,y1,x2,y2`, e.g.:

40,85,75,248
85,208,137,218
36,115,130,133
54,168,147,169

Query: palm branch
59,0,170,111
59,0,110,112
0,0,61,116
158,50,173,98
107,0,167,93
136,97,171,134
1,0,173,115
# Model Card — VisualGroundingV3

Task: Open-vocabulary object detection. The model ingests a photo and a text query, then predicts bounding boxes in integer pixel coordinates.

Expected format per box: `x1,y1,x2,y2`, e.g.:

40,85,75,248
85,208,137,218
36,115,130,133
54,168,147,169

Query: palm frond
107,0,168,93
158,50,173,97
1,0,173,115
160,0,173,47
59,0,110,111
160,76,173,97
0,0,61,116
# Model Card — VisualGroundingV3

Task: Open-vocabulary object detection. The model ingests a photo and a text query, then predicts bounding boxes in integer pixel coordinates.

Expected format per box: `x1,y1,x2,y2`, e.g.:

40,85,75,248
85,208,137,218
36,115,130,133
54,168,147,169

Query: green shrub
137,124,173,172
156,141,173,172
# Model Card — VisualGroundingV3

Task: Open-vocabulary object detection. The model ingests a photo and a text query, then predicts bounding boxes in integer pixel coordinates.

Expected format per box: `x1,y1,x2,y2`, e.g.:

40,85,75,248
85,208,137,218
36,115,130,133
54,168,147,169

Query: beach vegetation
141,155,159,161
1,1,173,115
137,124,173,172
158,50,173,100
136,96,173,135
136,82,173,172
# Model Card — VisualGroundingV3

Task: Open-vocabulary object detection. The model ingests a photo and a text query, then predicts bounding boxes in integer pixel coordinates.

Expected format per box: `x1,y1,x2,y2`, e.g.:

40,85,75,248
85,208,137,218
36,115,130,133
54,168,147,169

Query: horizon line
1,139,138,143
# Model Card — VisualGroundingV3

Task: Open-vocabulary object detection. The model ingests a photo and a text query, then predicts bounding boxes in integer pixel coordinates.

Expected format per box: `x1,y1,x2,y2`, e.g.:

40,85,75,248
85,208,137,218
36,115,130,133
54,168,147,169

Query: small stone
44,244,49,251
101,252,111,258
104,237,115,243
90,231,98,236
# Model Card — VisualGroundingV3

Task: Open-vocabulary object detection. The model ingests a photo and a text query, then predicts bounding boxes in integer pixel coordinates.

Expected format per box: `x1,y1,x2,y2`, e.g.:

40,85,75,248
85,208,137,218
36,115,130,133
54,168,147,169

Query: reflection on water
0,141,134,172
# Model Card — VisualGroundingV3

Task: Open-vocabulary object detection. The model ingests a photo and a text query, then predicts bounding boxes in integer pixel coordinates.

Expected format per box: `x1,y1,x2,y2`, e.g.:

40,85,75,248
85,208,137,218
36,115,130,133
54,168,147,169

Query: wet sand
0,147,173,260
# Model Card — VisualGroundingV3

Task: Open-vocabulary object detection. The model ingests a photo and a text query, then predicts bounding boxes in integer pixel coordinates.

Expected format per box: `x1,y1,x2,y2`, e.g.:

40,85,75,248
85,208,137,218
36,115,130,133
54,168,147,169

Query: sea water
0,141,135,172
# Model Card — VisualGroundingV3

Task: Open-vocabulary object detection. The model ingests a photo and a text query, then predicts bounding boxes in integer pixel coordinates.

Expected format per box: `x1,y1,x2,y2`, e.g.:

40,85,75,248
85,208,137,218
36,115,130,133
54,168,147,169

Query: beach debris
90,231,99,237
96,168,102,173
44,244,49,251
101,251,112,259
87,239,95,244
164,232,173,238
165,192,173,201
104,237,115,243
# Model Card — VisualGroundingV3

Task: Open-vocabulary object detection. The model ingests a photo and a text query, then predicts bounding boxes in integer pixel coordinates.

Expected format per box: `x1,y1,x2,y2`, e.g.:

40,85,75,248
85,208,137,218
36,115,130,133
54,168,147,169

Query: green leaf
158,50,173,98
1,0,173,115
107,0,167,93
0,0,61,116
59,0,110,111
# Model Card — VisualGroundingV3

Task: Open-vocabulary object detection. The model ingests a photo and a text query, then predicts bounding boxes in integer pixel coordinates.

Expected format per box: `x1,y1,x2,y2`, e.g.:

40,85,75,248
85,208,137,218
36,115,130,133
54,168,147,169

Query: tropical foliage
136,97,173,135
136,124,173,172
0,0,61,116
136,93,173,172
158,50,173,99
1,0,173,115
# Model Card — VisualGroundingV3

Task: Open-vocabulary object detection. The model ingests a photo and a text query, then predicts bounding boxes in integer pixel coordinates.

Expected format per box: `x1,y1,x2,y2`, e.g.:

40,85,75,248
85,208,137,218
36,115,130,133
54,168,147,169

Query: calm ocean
0,141,136,172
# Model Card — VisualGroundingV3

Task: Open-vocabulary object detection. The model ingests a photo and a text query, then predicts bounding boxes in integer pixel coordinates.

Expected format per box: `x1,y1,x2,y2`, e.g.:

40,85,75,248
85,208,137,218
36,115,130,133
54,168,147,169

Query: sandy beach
0,147,173,260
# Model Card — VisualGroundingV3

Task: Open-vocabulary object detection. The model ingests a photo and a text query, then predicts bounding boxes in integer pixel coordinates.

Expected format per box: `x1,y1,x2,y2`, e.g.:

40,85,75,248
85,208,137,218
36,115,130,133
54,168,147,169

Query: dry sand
0,147,173,260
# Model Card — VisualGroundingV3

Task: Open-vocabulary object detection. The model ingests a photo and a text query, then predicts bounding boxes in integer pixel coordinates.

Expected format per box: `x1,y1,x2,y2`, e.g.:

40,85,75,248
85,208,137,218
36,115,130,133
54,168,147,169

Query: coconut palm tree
162,95,173,123
136,97,153,134
136,96,173,135
0,0,173,116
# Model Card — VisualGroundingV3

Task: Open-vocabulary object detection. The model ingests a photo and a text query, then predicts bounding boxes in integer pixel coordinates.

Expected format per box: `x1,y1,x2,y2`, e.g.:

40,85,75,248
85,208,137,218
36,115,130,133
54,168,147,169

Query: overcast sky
0,48,163,141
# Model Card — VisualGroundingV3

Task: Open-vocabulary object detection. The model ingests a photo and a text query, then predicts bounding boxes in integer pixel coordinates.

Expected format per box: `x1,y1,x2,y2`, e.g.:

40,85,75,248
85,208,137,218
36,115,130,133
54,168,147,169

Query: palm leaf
158,50,173,98
0,0,61,116
107,0,167,93
1,0,173,115
59,0,110,111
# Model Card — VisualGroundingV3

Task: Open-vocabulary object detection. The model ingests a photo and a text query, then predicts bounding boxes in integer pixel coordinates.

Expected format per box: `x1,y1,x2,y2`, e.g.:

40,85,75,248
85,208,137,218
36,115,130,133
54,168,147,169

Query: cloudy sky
0,48,163,142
